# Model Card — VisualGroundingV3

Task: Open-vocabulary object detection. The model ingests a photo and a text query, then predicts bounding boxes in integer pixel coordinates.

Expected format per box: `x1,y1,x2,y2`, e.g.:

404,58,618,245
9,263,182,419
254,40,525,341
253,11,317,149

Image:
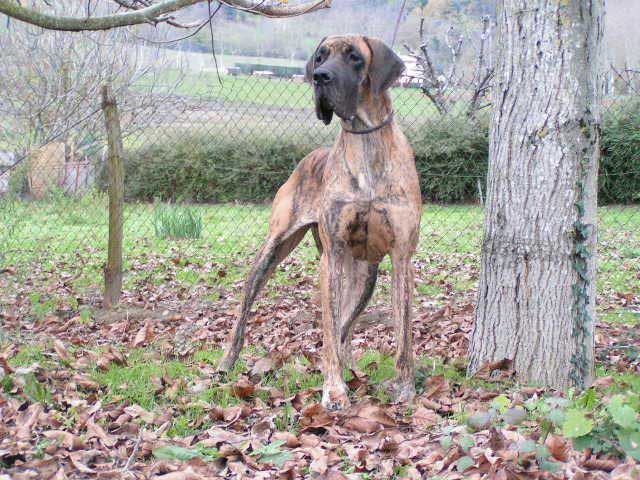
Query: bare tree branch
0,0,333,31
403,15,495,118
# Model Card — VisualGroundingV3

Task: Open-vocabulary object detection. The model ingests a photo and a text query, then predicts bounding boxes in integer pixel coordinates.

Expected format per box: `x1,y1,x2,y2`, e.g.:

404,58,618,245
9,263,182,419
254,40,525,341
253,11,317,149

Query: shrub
600,99,640,204
411,115,489,203
124,135,313,203
122,103,640,205
153,201,203,240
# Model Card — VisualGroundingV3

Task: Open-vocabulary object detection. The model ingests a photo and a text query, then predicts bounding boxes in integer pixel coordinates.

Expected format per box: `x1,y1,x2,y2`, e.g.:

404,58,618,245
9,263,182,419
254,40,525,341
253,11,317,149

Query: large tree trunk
468,0,604,390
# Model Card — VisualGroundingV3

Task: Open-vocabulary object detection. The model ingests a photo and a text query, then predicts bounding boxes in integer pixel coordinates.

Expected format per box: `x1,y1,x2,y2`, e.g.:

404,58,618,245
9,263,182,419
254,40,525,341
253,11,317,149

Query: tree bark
0,0,333,31
468,0,604,390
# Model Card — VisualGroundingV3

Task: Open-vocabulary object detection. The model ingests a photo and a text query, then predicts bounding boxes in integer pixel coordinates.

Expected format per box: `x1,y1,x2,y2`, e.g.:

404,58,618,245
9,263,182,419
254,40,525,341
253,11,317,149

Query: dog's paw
321,381,350,410
392,379,416,404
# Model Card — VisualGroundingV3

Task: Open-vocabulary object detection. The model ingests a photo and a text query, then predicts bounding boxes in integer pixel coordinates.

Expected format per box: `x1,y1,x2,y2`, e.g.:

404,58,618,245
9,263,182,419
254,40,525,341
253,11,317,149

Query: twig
122,428,144,475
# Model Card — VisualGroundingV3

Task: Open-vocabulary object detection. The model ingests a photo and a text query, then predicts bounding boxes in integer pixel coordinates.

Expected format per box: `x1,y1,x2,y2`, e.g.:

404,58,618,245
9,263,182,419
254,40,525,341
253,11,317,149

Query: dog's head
305,35,405,125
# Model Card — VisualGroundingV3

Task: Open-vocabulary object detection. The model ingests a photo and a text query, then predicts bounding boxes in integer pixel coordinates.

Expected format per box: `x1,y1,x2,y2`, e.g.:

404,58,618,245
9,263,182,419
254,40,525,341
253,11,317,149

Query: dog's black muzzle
311,62,359,125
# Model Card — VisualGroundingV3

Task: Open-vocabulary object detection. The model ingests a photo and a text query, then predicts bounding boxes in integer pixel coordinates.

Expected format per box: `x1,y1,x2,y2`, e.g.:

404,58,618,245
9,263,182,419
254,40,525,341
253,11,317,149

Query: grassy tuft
153,201,203,240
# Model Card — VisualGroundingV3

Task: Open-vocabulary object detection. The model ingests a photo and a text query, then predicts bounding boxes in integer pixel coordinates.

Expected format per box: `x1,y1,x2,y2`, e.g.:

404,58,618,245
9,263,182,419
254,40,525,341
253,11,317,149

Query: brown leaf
545,434,568,462
68,451,97,473
272,431,300,448
0,356,15,375
412,406,440,428
582,456,617,472
53,339,71,362
309,447,328,475
43,430,87,450
231,378,255,398
249,356,275,377
86,417,117,447
488,427,506,452
355,404,397,427
325,469,349,480
132,320,154,347
152,467,205,480
473,358,514,380
423,374,450,399
300,403,334,430
343,416,381,434
16,403,43,440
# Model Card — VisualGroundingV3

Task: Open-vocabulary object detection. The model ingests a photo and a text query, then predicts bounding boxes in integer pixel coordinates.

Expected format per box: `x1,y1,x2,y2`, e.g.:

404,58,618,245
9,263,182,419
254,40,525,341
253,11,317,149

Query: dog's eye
349,53,361,63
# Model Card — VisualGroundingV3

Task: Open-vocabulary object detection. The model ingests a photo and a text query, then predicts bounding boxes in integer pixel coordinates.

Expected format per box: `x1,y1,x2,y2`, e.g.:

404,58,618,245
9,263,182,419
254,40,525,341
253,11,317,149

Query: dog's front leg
319,250,350,410
391,253,416,403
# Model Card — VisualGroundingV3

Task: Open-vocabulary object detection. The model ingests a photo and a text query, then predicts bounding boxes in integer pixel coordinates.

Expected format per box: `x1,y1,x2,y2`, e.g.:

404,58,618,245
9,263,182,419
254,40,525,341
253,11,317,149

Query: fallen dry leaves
1,251,639,479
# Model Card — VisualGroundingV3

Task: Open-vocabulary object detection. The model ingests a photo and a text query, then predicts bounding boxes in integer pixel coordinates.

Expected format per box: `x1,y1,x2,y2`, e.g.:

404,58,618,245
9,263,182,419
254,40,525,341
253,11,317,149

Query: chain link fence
0,48,639,310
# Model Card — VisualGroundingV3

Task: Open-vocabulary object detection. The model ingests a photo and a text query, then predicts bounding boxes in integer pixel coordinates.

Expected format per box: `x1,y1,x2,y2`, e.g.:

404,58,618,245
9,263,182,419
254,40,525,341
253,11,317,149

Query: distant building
398,55,422,87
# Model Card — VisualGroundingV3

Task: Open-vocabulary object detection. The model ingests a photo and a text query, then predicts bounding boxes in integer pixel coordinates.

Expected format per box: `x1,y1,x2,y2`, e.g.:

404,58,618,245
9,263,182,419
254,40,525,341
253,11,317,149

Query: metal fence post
101,85,124,309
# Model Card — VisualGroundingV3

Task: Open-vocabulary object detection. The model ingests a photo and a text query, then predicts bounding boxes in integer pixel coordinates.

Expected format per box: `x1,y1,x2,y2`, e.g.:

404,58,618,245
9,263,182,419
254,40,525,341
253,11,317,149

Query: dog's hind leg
338,260,378,370
219,148,327,371
219,225,309,371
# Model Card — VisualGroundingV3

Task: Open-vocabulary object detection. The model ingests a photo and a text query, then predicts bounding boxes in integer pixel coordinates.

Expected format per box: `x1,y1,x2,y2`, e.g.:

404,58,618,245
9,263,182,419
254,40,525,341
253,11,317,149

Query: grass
153,201,203,240
1,195,638,316
92,349,194,409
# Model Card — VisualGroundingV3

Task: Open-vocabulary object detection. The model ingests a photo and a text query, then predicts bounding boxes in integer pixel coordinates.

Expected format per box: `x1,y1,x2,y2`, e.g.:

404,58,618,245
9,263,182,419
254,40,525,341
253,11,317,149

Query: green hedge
600,99,640,204
123,136,311,203
122,102,640,204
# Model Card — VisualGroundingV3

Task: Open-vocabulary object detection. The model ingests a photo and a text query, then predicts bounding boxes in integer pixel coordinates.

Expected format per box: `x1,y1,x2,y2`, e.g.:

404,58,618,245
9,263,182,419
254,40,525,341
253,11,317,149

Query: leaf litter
0,249,639,478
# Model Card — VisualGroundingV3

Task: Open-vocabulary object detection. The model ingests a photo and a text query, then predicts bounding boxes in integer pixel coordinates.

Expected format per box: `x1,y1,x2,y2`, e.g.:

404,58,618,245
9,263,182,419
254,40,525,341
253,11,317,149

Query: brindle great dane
220,35,422,409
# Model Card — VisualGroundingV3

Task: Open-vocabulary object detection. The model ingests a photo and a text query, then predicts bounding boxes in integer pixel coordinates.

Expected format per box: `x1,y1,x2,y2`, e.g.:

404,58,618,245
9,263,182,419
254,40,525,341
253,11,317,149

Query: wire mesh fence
0,59,639,309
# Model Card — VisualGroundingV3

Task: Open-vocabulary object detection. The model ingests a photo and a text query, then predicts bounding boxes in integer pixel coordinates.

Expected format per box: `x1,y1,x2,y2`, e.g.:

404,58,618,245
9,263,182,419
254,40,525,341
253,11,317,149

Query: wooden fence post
101,85,124,309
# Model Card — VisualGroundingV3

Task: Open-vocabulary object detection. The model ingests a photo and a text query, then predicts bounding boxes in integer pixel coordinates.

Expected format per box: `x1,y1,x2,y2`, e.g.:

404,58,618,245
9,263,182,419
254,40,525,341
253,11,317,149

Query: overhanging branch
0,0,333,31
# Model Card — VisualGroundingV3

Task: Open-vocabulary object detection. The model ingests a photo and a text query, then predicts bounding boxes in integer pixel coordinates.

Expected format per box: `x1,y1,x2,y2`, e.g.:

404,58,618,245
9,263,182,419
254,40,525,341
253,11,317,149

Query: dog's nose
313,68,334,85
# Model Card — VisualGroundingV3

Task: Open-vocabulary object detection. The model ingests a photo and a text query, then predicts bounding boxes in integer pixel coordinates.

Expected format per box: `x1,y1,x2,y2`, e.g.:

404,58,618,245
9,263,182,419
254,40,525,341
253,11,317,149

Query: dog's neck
335,91,405,191
341,90,393,132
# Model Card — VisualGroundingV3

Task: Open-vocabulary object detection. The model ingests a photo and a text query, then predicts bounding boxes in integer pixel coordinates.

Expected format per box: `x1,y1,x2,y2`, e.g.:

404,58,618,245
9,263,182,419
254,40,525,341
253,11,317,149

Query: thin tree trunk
468,0,604,390
102,85,124,309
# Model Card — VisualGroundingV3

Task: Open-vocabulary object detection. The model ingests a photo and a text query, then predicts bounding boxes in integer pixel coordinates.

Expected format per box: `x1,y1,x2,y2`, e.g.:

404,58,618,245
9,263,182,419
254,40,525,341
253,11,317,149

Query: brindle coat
220,35,422,409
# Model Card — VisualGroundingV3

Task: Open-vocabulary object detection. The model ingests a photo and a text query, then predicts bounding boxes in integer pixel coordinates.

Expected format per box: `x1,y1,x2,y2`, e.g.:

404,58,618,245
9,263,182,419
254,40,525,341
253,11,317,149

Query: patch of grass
274,403,299,433
167,405,210,437
261,358,324,397
600,310,640,326
201,386,241,407
153,201,203,240
358,350,396,385
452,277,477,292
175,269,202,285
9,344,46,367
28,292,57,321
93,349,193,409
416,283,444,296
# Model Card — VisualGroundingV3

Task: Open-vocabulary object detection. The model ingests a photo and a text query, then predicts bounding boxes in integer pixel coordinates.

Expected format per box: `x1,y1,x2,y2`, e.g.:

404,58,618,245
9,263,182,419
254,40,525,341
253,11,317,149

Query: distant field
144,69,459,120
139,47,305,72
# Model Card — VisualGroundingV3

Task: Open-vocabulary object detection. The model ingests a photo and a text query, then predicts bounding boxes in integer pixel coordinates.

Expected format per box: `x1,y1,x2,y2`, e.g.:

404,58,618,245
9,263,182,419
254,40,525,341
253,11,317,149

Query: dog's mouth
315,93,334,125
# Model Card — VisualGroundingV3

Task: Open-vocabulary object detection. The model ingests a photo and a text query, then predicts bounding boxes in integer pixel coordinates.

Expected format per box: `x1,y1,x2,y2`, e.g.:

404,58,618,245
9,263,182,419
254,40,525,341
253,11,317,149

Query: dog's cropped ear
364,37,405,95
306,36,328,83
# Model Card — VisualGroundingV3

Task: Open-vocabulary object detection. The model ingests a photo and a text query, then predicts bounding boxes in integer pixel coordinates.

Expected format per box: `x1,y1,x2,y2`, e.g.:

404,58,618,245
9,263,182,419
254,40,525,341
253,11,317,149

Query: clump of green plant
568,391,640,460
524,387,640,461
153,200,203,240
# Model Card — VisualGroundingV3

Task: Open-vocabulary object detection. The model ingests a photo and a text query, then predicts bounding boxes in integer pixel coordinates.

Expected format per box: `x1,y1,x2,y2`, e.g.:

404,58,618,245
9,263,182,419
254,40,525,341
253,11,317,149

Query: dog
220,35,422,409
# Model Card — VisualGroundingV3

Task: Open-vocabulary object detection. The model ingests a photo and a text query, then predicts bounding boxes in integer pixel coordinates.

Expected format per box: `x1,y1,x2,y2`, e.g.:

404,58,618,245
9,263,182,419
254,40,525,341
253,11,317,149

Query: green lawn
1,196,638,317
